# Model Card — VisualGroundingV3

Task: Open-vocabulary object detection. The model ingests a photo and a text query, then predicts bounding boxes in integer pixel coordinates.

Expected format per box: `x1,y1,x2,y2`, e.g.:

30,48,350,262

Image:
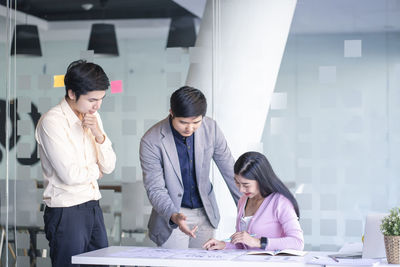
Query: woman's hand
203,238,226,250
230,231,261,248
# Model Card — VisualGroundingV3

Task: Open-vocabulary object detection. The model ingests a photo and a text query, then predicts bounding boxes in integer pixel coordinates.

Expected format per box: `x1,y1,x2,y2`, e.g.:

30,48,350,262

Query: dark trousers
44,200,108,267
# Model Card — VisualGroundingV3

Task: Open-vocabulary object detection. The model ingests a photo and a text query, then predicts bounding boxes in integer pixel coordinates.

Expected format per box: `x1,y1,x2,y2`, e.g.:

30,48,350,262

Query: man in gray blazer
140,86,241,248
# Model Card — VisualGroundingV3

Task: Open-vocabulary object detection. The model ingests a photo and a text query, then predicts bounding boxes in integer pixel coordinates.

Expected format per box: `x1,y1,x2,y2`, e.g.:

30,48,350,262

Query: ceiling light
11,24,42,56
167,17,196,48
87,23,119,56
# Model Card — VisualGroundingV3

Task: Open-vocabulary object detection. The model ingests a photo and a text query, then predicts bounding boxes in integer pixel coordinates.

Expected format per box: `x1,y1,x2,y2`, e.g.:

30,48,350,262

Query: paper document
110,247,176,259
168,249,245,260
307,256,380,266
235,254,305,262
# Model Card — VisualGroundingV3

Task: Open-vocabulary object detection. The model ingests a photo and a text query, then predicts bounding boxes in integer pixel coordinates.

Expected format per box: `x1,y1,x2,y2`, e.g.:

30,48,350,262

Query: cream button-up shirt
35,98,116,207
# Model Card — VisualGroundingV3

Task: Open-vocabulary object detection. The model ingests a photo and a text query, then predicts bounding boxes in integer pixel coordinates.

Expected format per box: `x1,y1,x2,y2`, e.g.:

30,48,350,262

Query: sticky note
53,75,65,87
111,80,123,94
344,40,362,58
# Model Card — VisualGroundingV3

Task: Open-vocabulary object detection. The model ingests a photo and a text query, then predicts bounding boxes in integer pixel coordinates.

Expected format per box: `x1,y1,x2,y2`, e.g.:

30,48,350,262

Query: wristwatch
260,237,268,249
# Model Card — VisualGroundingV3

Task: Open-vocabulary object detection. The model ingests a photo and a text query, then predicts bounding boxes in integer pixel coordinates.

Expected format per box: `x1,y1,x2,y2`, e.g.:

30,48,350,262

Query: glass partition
261,0,400,250
1,1,211,266
1,0,399,266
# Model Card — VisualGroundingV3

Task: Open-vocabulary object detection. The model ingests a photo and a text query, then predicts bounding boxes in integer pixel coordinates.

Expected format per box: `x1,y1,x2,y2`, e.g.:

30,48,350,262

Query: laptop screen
362,213,388,259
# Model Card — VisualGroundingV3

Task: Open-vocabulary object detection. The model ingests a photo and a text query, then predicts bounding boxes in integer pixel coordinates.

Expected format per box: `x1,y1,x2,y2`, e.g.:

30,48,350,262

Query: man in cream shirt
35,60,116,266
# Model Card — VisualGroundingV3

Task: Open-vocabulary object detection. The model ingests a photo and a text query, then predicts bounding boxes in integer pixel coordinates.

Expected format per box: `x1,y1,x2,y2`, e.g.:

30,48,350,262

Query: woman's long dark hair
234,151,300,218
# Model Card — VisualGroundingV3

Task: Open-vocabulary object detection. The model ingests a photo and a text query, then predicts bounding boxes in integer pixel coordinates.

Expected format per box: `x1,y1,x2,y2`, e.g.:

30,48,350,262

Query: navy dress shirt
170,119,203,209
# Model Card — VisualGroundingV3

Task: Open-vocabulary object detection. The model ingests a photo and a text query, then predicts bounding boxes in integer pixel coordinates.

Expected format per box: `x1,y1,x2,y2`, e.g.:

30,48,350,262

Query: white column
186,0,297,239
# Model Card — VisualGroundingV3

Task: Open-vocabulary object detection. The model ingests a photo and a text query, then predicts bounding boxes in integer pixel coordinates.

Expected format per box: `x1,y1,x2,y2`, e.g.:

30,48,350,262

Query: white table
72,246,396,267
71,246,331,267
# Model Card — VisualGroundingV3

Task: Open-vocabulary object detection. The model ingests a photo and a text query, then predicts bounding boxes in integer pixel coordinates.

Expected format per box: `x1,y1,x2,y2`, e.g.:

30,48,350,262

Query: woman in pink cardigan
203,151,304,251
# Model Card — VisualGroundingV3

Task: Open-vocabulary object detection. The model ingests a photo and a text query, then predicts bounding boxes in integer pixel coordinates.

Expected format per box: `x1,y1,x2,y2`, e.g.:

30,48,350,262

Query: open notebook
247,249,307,257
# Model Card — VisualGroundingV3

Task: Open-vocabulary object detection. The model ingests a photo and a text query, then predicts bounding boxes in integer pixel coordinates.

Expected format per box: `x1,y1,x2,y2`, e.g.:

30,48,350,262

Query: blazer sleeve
212,121,241,204
140,137,179,226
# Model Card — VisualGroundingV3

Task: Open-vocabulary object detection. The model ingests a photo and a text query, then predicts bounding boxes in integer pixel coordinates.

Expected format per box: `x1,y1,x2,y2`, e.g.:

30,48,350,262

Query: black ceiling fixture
9,0,42,56
87,0,119,56
0,0,197,21
11,24,42,56
167,16,196,48
2,0,200,50
88,23,119,56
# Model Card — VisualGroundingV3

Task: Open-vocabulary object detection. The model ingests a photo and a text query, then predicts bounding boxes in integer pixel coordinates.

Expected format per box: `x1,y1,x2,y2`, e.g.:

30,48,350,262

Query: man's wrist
170,213,178,224
95,134,105,144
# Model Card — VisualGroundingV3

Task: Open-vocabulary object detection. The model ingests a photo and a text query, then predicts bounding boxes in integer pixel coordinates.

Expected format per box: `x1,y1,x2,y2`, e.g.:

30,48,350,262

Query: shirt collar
60,97,81,126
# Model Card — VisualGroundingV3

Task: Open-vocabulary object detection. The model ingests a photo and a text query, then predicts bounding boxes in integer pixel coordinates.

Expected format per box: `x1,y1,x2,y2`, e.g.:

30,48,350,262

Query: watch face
260,237,267,248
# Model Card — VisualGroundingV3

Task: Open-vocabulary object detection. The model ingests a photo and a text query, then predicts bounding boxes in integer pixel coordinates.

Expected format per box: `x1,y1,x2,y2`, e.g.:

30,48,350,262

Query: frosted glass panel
262,2,400,250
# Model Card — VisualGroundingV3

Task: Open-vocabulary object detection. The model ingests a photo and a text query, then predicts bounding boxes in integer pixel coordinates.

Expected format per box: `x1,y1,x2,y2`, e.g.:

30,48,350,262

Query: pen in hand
328,255,339,262
223,233,256,242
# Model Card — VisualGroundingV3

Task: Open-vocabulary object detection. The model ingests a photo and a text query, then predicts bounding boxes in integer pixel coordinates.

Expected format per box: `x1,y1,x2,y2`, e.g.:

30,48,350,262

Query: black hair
64,60,109,100
234,151,300,218
170,86,207,117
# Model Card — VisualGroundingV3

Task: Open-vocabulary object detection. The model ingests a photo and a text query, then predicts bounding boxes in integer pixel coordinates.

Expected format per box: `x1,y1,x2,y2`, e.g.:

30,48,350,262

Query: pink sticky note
110,80,123,94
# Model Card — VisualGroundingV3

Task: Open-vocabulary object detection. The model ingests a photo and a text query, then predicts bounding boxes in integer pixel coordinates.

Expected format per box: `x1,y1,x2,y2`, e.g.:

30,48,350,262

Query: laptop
362,213,388,259
329,213,388,260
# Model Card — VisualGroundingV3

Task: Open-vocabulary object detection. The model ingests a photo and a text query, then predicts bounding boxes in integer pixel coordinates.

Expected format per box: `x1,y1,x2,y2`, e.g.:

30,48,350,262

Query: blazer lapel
194,123,205,182
160,118,183,186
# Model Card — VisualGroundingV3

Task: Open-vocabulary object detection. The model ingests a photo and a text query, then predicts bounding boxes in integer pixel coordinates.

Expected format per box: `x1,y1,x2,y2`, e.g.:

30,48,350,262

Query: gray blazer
140,116,241,246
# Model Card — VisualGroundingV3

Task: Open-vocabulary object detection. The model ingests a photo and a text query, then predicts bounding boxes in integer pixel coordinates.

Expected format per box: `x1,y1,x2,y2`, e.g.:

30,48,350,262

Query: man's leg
160,228,190,249
44,205,92,267
188,208,214,249
87,202,109,267
87,204,108,250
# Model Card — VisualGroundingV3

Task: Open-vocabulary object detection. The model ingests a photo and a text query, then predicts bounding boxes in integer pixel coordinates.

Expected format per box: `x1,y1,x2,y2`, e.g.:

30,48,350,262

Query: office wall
262,32,400,250
0,32,194,259
2,2,400,265
0,37,191,181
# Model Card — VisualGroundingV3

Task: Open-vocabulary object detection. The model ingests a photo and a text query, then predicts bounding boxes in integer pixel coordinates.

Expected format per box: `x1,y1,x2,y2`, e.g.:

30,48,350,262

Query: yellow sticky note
53,75,65,87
